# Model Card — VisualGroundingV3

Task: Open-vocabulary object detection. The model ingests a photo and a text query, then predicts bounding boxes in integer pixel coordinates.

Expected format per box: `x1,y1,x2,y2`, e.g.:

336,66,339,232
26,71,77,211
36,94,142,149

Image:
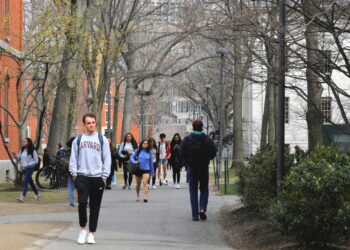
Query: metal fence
212,145,232,195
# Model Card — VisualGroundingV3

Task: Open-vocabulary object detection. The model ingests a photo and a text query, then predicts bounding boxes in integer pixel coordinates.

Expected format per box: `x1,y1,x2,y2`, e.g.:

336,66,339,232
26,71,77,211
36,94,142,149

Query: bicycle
36,155,68,189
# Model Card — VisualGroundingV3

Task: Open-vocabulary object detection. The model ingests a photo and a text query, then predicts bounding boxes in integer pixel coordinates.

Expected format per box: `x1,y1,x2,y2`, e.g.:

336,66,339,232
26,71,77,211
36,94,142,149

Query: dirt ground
221,204,350,250
0,222,71,250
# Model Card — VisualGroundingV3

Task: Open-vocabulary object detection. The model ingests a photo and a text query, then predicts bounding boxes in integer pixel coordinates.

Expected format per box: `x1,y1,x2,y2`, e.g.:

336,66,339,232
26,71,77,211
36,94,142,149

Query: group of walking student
13,113,217,245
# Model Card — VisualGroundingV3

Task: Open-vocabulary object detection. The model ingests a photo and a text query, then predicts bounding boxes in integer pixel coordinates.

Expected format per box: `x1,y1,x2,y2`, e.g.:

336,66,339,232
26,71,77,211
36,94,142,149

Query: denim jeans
67,175,75,205
188,167,209,219
23,167,38,196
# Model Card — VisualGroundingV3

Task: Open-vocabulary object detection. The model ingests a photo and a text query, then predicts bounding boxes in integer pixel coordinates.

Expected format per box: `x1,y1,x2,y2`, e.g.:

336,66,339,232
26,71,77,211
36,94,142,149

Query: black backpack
61,150,71,172
187,135,207,166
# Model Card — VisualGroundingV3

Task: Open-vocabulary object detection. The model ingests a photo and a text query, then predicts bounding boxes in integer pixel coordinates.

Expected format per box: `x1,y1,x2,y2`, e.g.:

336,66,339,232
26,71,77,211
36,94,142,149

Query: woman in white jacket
119,133,138,189
12,138,40,202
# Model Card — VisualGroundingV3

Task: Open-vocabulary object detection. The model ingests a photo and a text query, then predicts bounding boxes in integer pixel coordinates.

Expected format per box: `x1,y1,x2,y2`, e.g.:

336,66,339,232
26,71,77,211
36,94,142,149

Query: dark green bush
269,145,350,248
237,145,293,208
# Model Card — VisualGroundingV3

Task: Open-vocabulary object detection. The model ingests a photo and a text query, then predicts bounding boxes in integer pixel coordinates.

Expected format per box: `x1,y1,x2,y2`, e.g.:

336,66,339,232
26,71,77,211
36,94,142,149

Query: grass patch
209,167,238,183
219,183,238,195
0,173,71,204
0,184,70,204
209,166,239,195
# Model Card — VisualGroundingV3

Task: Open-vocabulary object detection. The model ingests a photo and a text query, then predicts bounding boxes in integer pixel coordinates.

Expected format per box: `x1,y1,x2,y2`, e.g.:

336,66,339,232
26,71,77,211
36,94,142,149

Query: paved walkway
1,173,240,250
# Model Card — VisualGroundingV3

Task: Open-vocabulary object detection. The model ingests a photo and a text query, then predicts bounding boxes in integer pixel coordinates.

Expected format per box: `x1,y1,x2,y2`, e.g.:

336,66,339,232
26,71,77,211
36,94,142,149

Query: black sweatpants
75,176,105,232
106,165,115,186
123,161,133,186
172,164,181,184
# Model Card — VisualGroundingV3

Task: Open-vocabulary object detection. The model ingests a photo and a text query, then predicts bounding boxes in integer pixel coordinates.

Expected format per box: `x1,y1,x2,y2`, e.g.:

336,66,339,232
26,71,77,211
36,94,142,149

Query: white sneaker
77,230,87,244
87,233,95,244
17,195,24,203
176,184,180,189
32,195,40,200
152,185,156,189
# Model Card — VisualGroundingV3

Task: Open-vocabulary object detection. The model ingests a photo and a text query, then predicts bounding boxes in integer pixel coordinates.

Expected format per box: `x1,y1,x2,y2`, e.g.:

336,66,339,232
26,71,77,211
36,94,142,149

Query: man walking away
56,143,66,167
69,113,111,244
180,120,217,221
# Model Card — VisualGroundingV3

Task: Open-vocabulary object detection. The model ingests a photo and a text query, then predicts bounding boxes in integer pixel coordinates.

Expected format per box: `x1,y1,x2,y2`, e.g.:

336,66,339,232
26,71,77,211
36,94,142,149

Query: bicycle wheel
36,167,57,189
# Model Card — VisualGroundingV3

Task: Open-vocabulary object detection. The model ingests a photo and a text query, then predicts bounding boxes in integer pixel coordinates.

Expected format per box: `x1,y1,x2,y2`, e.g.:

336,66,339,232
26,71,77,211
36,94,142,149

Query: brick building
0,0,24,182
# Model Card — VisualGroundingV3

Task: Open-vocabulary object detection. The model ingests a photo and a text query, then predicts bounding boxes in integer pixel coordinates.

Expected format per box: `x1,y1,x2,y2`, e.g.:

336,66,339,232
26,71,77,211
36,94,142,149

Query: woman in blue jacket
130,140,154,202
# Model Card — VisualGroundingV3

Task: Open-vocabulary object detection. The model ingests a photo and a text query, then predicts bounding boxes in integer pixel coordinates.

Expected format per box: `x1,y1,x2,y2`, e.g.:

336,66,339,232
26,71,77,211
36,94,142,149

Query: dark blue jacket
179,132,217,168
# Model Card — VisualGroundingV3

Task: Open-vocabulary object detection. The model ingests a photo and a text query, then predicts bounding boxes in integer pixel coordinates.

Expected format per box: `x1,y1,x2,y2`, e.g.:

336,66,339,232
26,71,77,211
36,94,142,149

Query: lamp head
216,48,229,55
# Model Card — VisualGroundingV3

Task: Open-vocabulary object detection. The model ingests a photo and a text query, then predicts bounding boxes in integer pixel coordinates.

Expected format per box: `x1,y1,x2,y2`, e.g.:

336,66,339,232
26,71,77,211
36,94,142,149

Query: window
171,101,177,113
5,0,8,16
321,97,332,123
73,128,78,136
105,110,111,124
105,92,111,104
285,97,289,124
4,75,9,137
319,50,332,75
26,126,31,138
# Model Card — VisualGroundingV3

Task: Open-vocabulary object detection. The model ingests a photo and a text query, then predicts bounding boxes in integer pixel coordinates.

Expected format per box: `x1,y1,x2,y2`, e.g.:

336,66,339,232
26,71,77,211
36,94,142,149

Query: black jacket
170,142,182,167
179,133,217,168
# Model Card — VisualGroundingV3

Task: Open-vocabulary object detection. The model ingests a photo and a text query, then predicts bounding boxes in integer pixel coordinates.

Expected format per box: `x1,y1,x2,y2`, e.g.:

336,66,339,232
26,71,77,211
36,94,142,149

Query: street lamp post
277,0,286,193
137,90,152,141
216,48,229,181
140,96,147,140
204,84,212,134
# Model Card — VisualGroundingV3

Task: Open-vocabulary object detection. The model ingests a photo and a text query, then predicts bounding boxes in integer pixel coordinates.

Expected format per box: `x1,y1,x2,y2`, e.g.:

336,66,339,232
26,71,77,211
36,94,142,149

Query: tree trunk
267,45,277,146
121,51,137,140
112,79,121,146
232,35,245,168
303,0,323,150
47,0,89,153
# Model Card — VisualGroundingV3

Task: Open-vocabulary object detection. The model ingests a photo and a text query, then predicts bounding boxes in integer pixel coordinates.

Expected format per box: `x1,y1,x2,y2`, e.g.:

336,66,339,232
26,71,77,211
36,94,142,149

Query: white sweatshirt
69,133,111,179
16,149,38,169
118,142,135,159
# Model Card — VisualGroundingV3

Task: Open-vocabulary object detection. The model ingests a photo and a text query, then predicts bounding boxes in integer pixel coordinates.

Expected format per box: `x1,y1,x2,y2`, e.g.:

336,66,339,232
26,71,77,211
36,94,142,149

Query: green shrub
237,145,293,208
269,145,350,248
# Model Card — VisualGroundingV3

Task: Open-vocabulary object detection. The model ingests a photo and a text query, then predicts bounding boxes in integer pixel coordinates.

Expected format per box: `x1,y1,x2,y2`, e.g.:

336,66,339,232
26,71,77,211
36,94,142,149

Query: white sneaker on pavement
32,195,40,200
17,195,24,203
77,230,87,244
176,184,180,189
152,185,156,189
87,233,95,244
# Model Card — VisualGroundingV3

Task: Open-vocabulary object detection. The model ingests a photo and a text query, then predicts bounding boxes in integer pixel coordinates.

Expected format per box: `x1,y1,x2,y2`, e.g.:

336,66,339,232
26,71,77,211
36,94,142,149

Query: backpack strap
77,134,83,156
98,133,104,163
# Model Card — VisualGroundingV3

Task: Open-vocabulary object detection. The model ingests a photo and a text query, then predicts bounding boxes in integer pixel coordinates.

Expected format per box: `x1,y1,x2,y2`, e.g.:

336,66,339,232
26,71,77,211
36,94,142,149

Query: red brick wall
0,0,23,51
0,0,23,159
0,55,22,159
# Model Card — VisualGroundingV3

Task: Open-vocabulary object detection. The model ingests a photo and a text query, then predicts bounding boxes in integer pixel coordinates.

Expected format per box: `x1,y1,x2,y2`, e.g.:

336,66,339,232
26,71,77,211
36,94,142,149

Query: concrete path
2,172,240,250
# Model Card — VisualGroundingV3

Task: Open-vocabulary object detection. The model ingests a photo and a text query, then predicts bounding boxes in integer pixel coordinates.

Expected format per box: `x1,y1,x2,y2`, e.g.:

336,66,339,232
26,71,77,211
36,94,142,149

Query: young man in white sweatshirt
69,113,111,245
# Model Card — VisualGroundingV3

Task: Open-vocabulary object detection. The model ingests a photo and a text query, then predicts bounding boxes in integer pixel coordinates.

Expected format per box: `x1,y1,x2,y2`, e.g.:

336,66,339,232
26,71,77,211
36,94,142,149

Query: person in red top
156,134,171,186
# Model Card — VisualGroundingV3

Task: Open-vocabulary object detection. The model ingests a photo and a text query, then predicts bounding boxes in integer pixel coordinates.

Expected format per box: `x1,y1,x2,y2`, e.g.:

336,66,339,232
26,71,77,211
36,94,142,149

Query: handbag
127,149,141,174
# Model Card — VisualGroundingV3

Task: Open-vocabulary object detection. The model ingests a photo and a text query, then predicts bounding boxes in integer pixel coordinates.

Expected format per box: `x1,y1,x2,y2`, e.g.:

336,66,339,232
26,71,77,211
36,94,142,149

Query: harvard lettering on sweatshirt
69,133,111,179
